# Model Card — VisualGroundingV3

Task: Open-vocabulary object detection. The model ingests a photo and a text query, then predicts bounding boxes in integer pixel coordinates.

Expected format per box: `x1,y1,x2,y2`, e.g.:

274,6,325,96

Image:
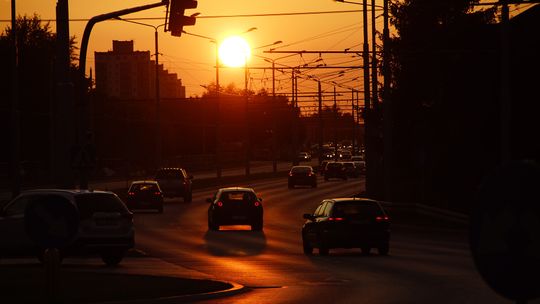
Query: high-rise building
95,40,186,99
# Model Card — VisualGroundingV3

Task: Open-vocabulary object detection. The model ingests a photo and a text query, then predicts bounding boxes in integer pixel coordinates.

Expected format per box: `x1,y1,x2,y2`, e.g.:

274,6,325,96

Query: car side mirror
303,213,314,220
206,198,213,203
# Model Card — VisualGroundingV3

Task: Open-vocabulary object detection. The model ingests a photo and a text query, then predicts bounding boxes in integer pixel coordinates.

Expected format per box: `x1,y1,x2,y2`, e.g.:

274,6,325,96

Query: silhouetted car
297,152,312,162
207,187,263,231
341,161,359,178
288,166,317,188
302,198,390,256
127,181,164,213
319,160,331,176
0,189,134,266
324,162,348,181
338,150,352,160
155,167,193,202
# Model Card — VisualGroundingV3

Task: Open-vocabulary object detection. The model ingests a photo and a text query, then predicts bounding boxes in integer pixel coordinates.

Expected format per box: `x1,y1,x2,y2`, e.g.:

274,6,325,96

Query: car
0,189,134,266
341,161,359,178
288,166,317,188
126,181,164,213
297,152,312,162
155,167,193,202
318,160,331,176
338,150,352,160
207,187,263,231
302,198,390,256
324,162,348,181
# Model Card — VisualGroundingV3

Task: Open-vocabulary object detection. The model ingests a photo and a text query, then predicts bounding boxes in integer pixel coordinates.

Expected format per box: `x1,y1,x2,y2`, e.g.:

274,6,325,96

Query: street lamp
116,17,165,170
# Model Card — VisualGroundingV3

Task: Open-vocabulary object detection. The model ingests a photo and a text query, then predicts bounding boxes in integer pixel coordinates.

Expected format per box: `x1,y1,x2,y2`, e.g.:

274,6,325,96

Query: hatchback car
302,198,390,256
0,189,134,266
127,181,164,213
288,166,317,188
207,187,263,231
155,167,193,202
324,162,348,181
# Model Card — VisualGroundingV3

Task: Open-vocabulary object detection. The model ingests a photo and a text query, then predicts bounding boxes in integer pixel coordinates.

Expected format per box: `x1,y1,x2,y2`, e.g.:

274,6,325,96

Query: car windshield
130,184,159,192
332,202,384,219
220,191,256,203
156,170,182,179
75,193,129,219
291,166,311,173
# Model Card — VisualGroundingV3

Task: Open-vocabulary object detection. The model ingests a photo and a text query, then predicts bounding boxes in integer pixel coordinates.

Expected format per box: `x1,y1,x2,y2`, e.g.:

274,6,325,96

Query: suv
155,168,193,202
0,189,134,266
207,187,263,231
302,198,390,256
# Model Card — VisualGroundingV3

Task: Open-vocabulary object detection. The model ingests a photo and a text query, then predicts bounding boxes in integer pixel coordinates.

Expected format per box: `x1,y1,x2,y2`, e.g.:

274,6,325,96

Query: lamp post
116,18,165,170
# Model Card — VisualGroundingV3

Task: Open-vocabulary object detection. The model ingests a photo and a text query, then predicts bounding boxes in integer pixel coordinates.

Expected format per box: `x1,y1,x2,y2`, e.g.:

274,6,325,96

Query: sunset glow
218,36,251,67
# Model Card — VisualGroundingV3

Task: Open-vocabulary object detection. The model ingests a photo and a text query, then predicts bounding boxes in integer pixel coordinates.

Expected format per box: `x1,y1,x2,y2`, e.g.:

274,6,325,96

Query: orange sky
0,0,376,100
1,1,530,103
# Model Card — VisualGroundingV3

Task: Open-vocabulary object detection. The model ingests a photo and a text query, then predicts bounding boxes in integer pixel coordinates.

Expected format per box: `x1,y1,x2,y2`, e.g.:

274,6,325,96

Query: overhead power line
0,9,370,23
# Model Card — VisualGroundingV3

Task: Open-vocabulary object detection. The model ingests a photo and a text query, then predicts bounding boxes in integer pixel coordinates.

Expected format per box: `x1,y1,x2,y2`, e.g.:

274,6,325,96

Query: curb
93,279,248,304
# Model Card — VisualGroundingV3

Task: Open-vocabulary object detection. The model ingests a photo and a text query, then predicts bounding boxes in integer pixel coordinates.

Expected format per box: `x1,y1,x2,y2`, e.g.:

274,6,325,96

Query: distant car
324,162,348,181
207,187,264,231
302,198,391,256
319,160,331,176
155,167,193,202
297,152,312,162
127,181,164,213
339,150,352,160
0,189,134,266
341,162,358,178
288,166,317,188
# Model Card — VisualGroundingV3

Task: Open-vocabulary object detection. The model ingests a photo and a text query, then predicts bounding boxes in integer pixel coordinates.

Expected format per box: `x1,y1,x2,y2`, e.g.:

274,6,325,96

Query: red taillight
328,217,343,221
289,173,293,176
128,192,135,196
154,192,162,196
308,173,313,176
217,201,223,207
376,216,389,222
254,201,260,207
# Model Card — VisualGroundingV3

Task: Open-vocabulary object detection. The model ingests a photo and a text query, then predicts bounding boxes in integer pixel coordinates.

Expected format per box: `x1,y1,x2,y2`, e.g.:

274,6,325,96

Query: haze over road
132,175,525,304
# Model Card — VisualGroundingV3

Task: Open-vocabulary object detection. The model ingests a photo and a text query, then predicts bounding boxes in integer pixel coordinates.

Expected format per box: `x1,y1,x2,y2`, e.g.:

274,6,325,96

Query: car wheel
303,240,313,255
378,244,389,256
184,192,192,203
361,246,371,255
101,251,124,266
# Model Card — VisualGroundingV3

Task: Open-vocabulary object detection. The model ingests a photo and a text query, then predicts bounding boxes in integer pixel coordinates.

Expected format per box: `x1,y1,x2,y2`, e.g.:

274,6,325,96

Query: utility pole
10,0,20,197
245,54,250,176
54,0,75,189
215,42,222,178
154,27,162,170
382,0,393,201
352,89,356,154
271,60,278,173
500,0,510,163
371,0,379,110
292,68,299,166
334,86,338,160
318,81,323,167
363,0,372,196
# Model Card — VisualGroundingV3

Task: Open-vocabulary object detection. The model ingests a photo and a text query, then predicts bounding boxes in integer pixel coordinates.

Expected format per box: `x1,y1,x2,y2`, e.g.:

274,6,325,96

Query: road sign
25,196,79,249
470,160,540,302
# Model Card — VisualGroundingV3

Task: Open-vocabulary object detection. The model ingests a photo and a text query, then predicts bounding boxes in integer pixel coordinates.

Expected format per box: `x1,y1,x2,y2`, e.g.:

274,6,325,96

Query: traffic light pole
78,0,168,189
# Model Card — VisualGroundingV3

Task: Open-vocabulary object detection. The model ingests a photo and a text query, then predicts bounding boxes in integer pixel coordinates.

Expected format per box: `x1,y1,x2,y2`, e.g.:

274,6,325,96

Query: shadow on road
204,230,267,256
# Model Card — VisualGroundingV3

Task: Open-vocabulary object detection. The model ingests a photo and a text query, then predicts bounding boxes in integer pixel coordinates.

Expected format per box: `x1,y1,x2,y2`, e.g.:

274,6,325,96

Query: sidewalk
0,253,246,304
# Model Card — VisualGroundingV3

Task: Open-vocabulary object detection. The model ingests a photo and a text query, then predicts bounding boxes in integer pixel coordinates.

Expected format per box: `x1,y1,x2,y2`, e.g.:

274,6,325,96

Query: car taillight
217,201,223,207
128,192,135,196
328,217,343,221
254,201,261,207
154,192,162,196
289,173,293,176
376,216,389,222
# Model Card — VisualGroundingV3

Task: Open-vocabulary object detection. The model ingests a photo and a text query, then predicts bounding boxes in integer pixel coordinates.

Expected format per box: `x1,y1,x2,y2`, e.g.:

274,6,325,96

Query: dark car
288,166,317,188
207,187,263,231
302,198,390,256
324,162,348,181
155,167,193,202
297,152,312,162
0,189,134,266
341,161,359,178
318,160,330,176
127,181,164,213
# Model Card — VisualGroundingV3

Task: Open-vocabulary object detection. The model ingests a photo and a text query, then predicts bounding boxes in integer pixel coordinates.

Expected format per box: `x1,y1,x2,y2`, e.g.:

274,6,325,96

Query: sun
218,36,251,67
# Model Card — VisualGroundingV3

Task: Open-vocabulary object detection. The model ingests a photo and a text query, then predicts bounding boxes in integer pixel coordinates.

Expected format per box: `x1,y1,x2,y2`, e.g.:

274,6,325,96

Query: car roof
21,189,114,195
327,198,379,204
218,187,255,192
291,165,313,169
130,180,159,184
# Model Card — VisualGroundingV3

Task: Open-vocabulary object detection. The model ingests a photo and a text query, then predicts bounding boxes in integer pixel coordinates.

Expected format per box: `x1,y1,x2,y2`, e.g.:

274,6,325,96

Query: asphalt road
132,175,531,304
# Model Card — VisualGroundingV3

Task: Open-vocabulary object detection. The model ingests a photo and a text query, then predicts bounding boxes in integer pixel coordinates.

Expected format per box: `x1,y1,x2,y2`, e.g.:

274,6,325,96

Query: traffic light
167,0,198,37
